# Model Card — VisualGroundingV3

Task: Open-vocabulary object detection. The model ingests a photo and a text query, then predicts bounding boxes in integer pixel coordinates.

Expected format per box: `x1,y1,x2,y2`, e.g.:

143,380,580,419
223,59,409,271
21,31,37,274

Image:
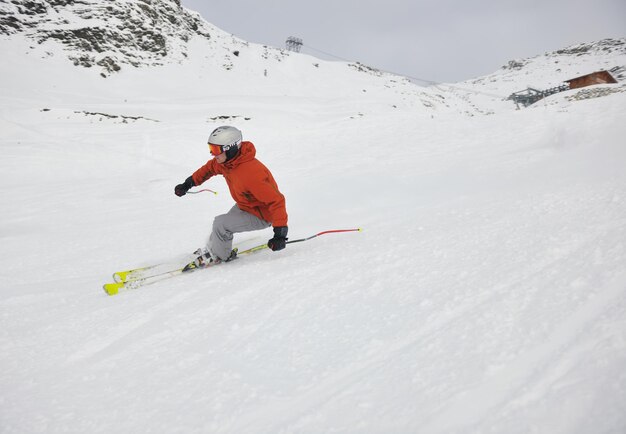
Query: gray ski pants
208,205,271,260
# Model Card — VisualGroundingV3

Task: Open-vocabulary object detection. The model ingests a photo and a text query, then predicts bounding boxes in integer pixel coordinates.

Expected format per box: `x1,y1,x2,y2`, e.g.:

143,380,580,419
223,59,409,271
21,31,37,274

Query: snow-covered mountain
1,0,437,112
1,2,625,433
444,38,626,113
1,0,624,112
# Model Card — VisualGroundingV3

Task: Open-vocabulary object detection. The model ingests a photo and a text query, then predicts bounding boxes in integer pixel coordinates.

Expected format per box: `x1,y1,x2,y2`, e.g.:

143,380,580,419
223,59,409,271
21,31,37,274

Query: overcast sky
180,0,625,84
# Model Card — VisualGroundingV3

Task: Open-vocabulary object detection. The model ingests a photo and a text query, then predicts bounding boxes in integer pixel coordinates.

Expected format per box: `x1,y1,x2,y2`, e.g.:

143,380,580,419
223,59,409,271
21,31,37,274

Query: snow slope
1,4,626,433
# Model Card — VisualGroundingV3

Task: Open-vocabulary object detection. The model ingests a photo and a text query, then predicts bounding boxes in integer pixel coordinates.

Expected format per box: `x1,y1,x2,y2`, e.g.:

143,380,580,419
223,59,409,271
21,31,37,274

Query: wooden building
565,71,617,89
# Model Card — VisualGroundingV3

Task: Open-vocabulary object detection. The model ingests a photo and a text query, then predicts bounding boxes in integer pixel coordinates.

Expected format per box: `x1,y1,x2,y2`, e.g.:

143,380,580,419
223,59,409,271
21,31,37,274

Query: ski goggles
208,143,224,156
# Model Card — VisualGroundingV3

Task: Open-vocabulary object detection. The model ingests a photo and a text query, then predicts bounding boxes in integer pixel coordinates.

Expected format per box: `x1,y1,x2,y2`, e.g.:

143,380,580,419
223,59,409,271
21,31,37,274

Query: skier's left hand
268,226,288,251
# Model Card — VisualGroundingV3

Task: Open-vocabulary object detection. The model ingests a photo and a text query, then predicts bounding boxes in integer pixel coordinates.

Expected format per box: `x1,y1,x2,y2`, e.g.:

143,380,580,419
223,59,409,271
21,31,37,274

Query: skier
174,126,288,267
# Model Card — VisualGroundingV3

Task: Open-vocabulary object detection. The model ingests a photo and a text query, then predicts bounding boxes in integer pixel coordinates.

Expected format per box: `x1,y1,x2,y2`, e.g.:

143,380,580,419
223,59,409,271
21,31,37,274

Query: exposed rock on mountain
0,0,213,75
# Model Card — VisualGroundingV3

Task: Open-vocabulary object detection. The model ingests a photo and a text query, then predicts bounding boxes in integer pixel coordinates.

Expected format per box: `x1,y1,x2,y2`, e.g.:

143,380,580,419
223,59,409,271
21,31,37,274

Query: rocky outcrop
0,0,213,76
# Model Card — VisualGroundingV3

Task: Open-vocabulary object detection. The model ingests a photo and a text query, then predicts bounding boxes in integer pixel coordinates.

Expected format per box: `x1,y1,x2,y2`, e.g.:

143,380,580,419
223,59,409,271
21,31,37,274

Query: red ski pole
238,228,362,255
286,228,362,245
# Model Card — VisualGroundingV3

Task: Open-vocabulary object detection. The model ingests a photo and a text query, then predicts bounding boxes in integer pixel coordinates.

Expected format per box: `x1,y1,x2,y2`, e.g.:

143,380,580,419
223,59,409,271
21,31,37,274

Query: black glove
174,176,195,197
268,226,288,251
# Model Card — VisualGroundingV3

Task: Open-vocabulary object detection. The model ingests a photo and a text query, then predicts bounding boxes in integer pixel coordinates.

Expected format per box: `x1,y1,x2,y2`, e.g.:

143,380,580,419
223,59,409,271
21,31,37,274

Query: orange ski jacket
191,141,288,227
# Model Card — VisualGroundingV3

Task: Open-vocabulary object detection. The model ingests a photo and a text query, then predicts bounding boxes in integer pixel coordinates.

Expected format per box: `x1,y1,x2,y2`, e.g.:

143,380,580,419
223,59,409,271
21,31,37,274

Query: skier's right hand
174,176,195,197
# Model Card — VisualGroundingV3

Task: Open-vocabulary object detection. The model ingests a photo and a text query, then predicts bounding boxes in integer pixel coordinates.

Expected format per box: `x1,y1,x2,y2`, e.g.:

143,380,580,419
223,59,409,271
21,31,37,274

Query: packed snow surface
1,18,626,434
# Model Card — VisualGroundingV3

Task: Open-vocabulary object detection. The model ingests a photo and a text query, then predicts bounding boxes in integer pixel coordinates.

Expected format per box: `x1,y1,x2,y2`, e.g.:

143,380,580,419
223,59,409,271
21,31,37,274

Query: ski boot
183,247,238,272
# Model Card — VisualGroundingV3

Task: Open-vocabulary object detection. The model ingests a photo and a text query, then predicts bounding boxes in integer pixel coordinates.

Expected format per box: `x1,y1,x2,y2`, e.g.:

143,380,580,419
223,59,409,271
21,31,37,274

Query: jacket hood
223,141,256,169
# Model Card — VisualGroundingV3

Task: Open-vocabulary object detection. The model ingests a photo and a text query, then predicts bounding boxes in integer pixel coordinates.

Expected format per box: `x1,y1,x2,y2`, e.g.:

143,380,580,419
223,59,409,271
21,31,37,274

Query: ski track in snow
66,291,195,363
422,274,626,433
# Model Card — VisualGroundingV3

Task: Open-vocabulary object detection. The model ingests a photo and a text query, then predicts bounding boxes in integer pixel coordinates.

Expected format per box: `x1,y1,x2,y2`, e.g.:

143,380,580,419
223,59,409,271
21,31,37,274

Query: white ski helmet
208,126,242,161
